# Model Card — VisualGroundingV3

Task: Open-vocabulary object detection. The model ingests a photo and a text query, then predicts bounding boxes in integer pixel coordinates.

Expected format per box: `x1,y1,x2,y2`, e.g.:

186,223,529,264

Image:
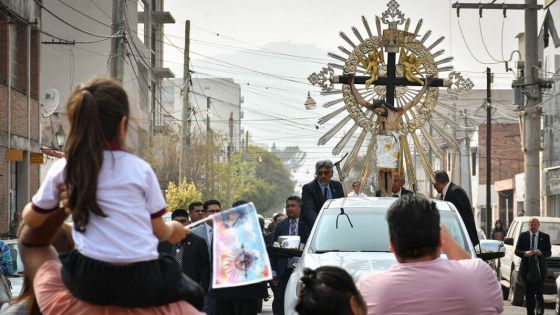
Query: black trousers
272,269,293,315
525,280,544,315
215,298,259,315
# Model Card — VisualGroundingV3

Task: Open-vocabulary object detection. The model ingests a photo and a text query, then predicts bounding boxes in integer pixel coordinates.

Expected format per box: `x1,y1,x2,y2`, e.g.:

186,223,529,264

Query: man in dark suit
158,209,210,292
515,218,551,315
301,160,344,227
433,170,479,246
270,196,311,315
375,170,413,197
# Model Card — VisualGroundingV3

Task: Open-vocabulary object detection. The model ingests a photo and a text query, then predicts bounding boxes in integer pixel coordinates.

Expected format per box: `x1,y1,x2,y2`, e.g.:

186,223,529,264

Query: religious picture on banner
376,135,399,169
212,202,272,288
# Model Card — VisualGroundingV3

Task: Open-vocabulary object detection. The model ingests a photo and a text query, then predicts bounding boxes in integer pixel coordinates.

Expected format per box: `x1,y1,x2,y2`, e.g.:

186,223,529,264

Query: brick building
0,1,42,236
476,123,524,229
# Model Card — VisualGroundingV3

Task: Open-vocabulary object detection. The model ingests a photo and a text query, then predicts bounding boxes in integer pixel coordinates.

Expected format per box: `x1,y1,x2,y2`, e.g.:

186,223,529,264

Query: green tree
243,145,295,215
270,143,307,173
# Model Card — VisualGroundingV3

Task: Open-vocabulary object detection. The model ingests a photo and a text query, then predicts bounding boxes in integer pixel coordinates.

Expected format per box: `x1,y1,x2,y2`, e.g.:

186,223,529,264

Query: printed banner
212,202,272,288
376,135,400,169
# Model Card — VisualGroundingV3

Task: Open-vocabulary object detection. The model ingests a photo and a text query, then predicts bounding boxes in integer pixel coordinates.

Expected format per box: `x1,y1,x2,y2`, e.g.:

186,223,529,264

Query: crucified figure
347,73,432,132
347,73,432,196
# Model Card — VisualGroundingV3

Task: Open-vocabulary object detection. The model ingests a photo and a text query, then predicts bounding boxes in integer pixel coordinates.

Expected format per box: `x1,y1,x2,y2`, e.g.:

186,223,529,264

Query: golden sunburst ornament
308,0,473,194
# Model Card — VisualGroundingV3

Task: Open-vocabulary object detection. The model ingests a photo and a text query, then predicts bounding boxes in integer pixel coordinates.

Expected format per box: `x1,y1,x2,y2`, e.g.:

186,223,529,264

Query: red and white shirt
32,151,166,263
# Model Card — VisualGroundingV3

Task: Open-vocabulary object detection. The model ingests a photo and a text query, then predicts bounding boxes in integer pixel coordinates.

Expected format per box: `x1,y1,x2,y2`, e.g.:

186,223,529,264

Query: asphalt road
503,299,556,315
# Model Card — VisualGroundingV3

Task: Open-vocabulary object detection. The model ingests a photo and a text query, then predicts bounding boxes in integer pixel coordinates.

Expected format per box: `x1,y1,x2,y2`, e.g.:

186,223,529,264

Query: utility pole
110,0,125,82
523,0,542,216
227,112,234,204
452,103,461,185
452,0,544,219
178,20,191,183
206,97,212,196
464,109,472,201
486,67,492,237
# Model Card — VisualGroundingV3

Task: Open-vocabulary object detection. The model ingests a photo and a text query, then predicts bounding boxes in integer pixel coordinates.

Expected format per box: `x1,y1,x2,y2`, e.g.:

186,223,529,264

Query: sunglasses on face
175,218,188,224
316,171,331,176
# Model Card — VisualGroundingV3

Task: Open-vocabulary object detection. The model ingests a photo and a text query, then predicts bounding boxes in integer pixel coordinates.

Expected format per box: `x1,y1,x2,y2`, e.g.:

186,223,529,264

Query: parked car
498,216,560,306
4,239,24,297
281,197,504,315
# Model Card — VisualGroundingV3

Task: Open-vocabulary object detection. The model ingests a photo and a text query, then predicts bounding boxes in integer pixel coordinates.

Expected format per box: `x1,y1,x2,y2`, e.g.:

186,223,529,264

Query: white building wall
39,0,153,160
162,78,242,149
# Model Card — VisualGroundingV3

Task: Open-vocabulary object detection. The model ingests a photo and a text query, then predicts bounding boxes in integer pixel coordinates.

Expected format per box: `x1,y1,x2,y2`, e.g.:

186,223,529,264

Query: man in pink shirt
18,198,204,315
356,194,503,315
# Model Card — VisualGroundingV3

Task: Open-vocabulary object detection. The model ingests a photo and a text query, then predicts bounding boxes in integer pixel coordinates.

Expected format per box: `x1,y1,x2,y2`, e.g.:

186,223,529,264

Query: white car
283,197,503,315
499,216,560,306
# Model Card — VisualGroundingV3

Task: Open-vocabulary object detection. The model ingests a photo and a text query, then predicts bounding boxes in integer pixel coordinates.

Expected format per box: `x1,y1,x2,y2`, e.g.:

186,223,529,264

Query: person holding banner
18,187,204,314
21,79,201,309
214,200,270,315
192,199,222,315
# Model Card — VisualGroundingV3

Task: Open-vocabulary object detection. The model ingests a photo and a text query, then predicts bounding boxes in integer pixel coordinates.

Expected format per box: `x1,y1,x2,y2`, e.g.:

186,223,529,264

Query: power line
56,0,112,28
478,18,503,63
33,0,121,39
457,17,502,65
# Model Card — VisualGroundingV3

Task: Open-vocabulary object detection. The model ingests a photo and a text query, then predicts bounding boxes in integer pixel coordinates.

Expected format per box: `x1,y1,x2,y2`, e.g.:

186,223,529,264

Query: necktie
531,233,536,250
208,227,213,261
175,240,184,266
289,219,297,236
392,194,399,198
323,186,328,202
288,219,298,268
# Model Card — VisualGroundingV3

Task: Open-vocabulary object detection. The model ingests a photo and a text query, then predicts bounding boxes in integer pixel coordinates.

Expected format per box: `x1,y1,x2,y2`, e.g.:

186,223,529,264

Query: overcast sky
162,0,533,188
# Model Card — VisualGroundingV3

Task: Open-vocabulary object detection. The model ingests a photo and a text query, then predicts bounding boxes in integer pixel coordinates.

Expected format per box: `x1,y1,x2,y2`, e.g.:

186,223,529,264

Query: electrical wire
2,4,112,44
457,18,502,65
33,0,121,39
478,18,503,63
56,0,112,28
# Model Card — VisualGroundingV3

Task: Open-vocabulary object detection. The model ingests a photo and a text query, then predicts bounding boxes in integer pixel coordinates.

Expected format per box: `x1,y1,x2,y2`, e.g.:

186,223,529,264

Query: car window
520,222,528,233
4,240,23,275
507,221,517,238
541,223,560,245
309,207,470,253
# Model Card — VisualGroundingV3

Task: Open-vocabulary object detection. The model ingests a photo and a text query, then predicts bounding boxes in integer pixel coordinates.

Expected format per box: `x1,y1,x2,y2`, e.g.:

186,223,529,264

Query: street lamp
55,125,66,149
304,91,316,110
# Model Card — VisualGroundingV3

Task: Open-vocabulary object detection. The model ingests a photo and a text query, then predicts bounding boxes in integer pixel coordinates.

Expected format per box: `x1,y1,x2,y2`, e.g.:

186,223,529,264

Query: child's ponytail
64,79,129,232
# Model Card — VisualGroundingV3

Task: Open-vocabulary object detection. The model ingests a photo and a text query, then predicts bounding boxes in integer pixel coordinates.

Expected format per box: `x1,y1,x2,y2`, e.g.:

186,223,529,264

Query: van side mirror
503,237,514,246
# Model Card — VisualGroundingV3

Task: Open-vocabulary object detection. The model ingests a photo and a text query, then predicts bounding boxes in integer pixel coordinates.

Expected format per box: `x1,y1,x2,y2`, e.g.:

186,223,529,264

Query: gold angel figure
399,48,424,85
358,48,384,89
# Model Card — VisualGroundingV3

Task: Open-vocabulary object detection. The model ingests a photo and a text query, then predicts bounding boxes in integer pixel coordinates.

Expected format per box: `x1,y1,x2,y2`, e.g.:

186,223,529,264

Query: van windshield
520,222,560,245
309,207,470,253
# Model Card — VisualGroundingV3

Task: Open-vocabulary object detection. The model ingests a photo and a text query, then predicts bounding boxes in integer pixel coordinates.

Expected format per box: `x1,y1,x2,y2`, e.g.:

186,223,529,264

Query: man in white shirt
348,181,367,198
357,194,503,315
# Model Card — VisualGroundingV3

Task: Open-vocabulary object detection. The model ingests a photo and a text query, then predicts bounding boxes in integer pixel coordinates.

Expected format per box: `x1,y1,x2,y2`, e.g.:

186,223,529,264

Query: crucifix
307,0,473,195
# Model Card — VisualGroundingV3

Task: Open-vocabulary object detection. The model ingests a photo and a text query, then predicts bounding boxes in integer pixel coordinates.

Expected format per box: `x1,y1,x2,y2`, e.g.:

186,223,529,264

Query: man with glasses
301,160,345,227
192,200,222,315
188,201,206,223
158,209,210,298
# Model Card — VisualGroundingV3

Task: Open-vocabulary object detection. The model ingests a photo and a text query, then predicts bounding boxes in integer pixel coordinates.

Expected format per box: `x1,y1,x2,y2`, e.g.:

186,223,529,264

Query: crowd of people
0,77,543,315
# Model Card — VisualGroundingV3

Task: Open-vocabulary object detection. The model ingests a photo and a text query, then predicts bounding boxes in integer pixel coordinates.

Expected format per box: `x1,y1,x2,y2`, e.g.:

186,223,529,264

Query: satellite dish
41,88,60,117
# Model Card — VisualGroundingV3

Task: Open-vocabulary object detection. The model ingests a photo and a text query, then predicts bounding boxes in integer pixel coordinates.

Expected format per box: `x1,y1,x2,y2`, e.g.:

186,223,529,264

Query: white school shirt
32,151,166,263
